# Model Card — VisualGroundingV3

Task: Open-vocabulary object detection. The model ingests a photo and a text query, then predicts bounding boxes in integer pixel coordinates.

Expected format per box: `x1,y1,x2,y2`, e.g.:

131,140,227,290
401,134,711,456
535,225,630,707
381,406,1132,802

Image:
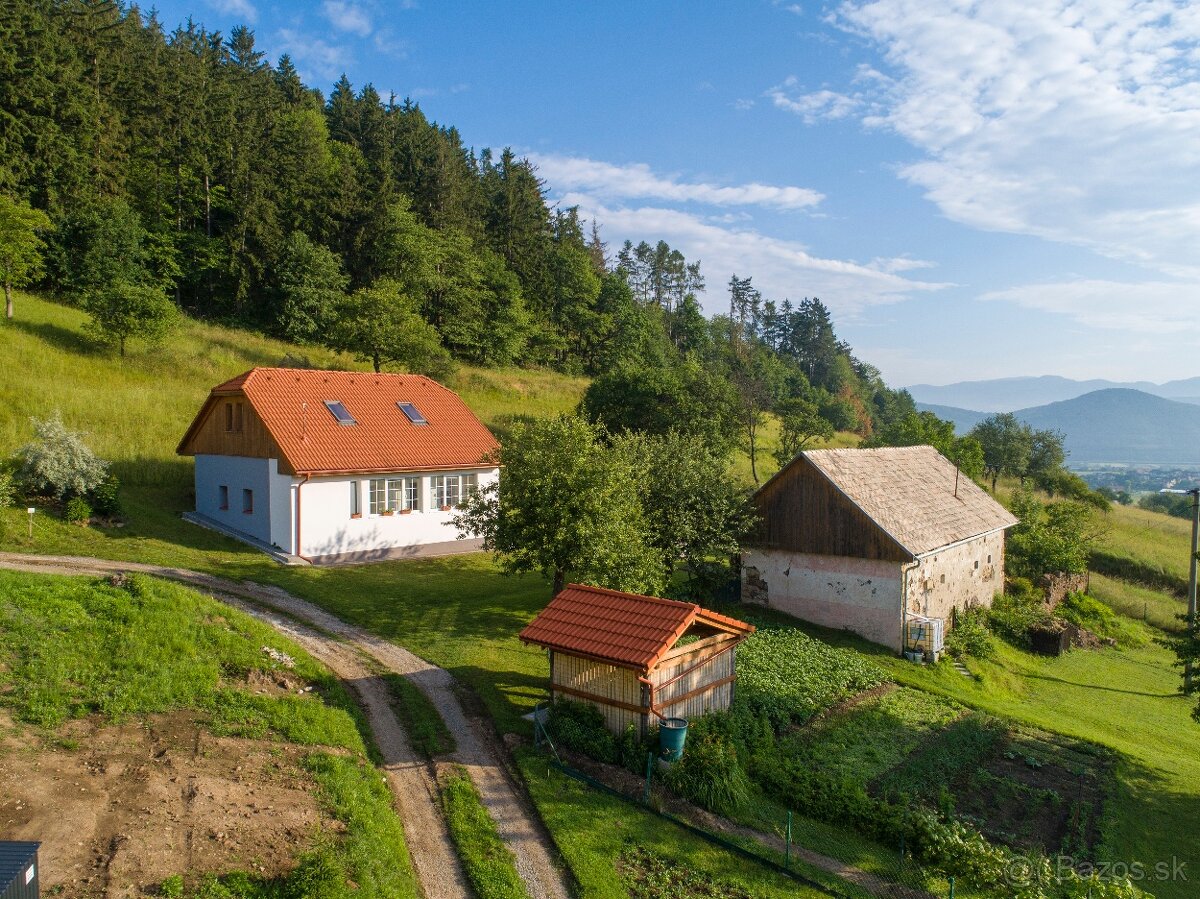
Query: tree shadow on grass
8,318,99,356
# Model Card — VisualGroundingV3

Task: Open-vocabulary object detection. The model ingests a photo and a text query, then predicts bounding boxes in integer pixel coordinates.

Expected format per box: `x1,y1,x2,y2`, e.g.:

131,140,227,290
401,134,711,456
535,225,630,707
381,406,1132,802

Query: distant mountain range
906,375,1200,412
917,388,1200,464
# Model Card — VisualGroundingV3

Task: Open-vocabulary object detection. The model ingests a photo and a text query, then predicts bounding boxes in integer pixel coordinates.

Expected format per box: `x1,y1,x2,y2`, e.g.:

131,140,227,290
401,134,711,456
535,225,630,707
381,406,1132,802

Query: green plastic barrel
658,717,688,761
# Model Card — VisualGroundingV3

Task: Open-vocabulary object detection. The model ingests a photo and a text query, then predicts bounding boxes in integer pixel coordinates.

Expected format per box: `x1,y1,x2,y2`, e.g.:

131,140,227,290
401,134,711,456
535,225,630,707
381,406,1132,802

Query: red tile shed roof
519,584,754,674
178,368,499,475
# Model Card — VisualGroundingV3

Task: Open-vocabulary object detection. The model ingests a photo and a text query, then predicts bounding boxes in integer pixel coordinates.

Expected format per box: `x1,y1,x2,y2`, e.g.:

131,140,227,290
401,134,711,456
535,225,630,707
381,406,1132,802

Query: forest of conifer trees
1,0,930,462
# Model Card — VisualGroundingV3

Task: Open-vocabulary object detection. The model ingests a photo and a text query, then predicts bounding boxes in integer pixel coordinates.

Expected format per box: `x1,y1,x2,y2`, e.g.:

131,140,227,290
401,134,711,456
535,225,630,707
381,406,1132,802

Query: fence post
948,875,955,898
785,810,792,868
643,751,653,805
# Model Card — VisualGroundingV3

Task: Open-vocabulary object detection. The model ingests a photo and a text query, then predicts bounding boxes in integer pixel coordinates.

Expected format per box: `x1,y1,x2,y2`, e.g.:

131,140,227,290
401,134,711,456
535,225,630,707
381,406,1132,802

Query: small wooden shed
519,583,755,737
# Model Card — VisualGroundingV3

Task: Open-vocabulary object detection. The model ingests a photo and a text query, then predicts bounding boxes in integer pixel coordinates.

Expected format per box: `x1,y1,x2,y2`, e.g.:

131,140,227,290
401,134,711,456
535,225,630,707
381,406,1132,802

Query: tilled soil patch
0,710,328,899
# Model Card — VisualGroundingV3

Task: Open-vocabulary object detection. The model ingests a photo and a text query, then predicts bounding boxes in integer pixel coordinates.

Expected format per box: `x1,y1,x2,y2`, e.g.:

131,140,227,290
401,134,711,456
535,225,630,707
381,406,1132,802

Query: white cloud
820,0,1200,281
558,193,950,312
322,1,371,36
277,29,351,82
210,0,257,22
767,78,862,123
529,154,824,211
980,278,1200,334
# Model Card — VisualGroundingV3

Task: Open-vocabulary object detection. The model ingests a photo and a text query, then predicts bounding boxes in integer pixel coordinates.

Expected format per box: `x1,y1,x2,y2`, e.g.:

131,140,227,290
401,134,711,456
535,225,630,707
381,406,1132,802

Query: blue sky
147,0,1200,387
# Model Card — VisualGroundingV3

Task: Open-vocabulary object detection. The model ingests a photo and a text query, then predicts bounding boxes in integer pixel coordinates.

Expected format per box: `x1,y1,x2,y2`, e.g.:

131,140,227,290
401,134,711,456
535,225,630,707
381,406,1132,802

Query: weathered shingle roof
801,446,1018,556
519,584,754,674
179,368,498,475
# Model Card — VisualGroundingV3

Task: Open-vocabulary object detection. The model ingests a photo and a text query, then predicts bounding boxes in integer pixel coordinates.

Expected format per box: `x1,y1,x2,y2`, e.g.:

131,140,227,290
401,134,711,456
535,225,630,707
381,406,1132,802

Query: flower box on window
350,512,362,520
439,504,452,512
380,509,394,517
399,508,413,515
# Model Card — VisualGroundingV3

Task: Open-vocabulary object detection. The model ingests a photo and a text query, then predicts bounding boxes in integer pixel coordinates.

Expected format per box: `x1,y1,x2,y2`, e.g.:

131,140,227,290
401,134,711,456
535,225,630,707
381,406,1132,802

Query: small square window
218,485,229,510
397,402,428,425
242,488,253,514
324,400,356,426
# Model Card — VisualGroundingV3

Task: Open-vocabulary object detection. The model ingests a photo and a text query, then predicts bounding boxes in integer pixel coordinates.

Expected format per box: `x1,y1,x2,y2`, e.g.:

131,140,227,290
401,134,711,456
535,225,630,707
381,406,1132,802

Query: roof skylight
324,400,356,426
397,402,428,425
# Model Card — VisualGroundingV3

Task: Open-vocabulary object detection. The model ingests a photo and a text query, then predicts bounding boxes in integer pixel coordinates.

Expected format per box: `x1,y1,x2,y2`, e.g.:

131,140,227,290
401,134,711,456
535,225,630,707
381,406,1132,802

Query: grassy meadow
5,290,1200,896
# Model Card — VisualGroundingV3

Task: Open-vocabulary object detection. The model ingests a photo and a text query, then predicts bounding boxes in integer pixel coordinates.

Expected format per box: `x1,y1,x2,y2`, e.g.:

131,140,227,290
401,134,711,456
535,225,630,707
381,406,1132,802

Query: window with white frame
432,474,461,509
369,476,421,514
463,473,479,503
403,477,420,511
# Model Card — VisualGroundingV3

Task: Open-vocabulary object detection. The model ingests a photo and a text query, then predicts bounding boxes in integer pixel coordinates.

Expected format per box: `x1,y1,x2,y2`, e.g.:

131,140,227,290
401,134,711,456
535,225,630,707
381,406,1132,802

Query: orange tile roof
519,584,754,673
179,368,499,475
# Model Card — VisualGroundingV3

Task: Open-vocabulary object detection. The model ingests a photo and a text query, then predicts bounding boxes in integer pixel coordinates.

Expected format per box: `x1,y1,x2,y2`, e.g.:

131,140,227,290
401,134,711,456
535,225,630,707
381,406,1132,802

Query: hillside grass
0,568,420,899
4,289,1198,895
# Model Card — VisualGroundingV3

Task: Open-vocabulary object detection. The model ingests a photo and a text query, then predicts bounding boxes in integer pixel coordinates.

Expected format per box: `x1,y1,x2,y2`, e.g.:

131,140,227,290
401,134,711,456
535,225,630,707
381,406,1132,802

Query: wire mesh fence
532,706,956,898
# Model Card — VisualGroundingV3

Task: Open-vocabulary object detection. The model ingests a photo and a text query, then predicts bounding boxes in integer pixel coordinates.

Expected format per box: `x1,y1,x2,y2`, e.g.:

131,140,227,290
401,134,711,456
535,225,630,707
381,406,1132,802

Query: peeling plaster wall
741,549,904,650
905,532,1005,622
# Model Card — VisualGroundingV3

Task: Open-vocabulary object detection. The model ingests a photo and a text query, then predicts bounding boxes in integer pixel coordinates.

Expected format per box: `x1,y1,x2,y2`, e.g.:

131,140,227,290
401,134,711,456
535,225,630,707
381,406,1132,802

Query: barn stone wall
904,531,1005,623
741,549,904,649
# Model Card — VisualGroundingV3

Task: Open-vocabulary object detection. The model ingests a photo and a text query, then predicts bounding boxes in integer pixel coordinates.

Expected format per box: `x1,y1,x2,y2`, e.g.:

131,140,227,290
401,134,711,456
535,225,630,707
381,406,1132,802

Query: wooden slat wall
651,640,736,718
551,652,645,735
752,459,907,561
181,398,291,472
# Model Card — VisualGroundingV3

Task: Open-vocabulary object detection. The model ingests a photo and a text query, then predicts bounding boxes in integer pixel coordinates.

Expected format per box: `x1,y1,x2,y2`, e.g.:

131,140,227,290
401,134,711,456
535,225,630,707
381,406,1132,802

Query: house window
433,475,461,509
403,477,420,511
397,402,428,425
242,488,253,514
225,401,244,432
369,476,421,514
463,473,479,503
218,485,229,510
988,554,992,564
324,400,356,426
350,480,360,516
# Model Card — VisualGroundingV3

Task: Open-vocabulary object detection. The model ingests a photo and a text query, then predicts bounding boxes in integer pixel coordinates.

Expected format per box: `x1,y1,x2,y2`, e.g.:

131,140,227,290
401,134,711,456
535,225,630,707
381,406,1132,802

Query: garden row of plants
545,621,1147,899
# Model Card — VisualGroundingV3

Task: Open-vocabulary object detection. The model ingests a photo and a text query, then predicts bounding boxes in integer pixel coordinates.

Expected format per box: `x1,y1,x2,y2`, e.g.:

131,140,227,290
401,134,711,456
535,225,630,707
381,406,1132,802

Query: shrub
663,730,751,817
64,496,92,524
89,473,123,517
989,584,1054,648
546,699,616,762
946,606,996,660
0,468,14,508
17,412,109,500
1058,592,1144,647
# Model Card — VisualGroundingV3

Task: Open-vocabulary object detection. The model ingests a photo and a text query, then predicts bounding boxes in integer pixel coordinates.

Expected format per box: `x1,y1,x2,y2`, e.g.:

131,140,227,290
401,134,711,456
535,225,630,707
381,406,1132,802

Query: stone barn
520,584,755,737
742,446,1017,652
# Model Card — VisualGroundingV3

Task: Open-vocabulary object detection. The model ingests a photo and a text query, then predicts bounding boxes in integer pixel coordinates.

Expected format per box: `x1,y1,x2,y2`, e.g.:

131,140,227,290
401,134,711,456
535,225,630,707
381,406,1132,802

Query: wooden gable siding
752,457,910,562
180,397,293,472
650,634,738,720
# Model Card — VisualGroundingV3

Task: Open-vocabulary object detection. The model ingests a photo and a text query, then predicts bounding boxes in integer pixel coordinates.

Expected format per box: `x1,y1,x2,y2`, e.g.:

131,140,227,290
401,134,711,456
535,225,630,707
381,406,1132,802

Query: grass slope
0,568,419,899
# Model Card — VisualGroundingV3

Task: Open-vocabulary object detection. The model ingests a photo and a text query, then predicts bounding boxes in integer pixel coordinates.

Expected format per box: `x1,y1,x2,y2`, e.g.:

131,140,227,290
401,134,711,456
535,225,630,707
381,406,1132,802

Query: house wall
905,532,1005,621
182,396,288,469
741,549,905,650
299,467,499,560
195,454,292,548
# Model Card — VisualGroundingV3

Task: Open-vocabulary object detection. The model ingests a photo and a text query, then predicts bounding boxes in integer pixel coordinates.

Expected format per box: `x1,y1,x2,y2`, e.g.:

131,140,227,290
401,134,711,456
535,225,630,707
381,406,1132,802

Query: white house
742,446,1018,651
177,367,499,563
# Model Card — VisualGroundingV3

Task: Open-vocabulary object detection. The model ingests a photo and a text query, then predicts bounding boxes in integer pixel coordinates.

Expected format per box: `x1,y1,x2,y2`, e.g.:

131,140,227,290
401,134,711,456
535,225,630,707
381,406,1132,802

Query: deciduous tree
0,194,51,320
455,415,665,596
